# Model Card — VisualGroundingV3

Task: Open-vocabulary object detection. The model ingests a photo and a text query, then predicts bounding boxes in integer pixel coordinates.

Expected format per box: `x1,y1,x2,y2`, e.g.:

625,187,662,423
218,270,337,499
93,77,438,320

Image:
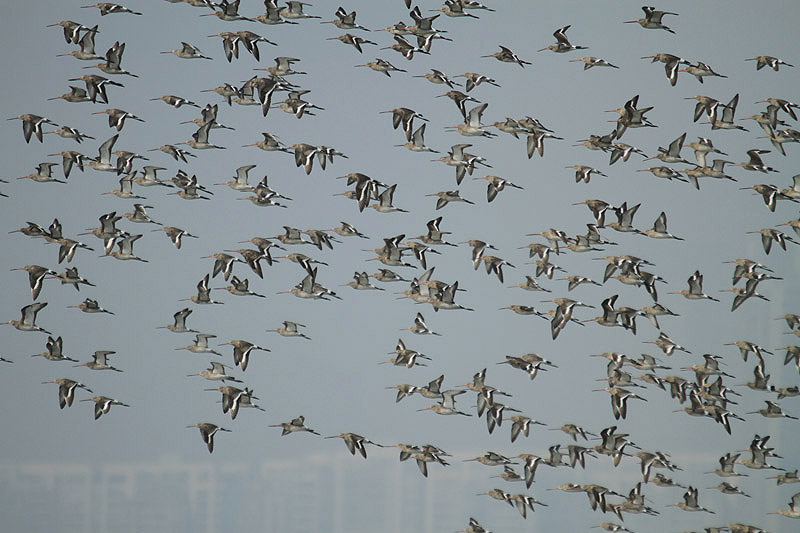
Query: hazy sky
1,1,799,532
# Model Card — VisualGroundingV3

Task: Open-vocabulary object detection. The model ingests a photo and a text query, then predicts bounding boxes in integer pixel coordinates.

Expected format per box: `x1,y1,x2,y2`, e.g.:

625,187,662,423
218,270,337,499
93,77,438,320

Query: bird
569,166,608,185
344,271,385,291
8,114,58,144
768,491,800,518
668,487,714,513
490,117,527,139
202,253,242,281
178,122,226,150
267,320,311,340
202,1,255,22
124,204,161,225
174,333,221,357
47,87,91,103
288,141,319,174
269,416,320,436
426,190,474,210
480,255,515,282
86,134,120,172
325,433,383,458
414,68,459,89
56,24,102,60
606,202,642,233
747,55,794,71
395,123,437,152
418,389,471,416
446,102,495,137
368,184,408,213
219,340,270,369
509,415,545,443
747,228,797,254
8,221,48,239
609,142,647,165
162,41,212,59
642,212,683,240
92,108,144,131
645,332,691,355
253,2,298,24
680,61,727,83
625,6,678,33
18,162,65,184
538,25,588,53
3,303,50,334
709,93,748,130
206,386,254,420
641,53,689,86
482,45,531,67
437,90,480,119
456,72,500,92
570,56,619,70
11,265,56,300
724,258,775,286
460,239,497,270
67,298,114,315
740,183,794,212
81,3,142,16
707,452,745,478
648,132,689,164
47,20,89,45
500,305,547,318
47,151,85,179
103,233,147,262
42,378,92,408
748,401,798,420
402,312,441,336
327,33,377,53
433,1,480,18
191,361,241,383
67,74,124,104
151,94,199,109
778,313,800,329
767,470,799,485
464,451,514,467
402,241,441,270
280,1,320,20
85,40,138,77
182,274,223,305
323,7,370,31
456,0,496,11
187,423,231,453
670,271,719,301
423,280,474,312
158,308,197,333
81,396,130,420
435,141,491,182
102,175,143,199
370,268,408,284
243,132,290,153
356,58,406,77
474,175,523,202
735,148,777,173
707,481,750,497
75,350,122,372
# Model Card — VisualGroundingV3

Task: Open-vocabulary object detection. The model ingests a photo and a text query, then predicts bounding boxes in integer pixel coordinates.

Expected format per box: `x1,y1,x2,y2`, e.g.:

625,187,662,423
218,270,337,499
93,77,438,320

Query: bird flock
2,1,800,531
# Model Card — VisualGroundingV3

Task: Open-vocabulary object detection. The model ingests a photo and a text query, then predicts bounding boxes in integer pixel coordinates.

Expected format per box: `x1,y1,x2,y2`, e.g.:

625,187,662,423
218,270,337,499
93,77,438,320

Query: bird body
187,423,230,453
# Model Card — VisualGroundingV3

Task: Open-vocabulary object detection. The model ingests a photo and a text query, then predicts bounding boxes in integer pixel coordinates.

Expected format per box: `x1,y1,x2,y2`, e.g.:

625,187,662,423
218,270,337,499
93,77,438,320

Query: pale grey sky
1,1,799,532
